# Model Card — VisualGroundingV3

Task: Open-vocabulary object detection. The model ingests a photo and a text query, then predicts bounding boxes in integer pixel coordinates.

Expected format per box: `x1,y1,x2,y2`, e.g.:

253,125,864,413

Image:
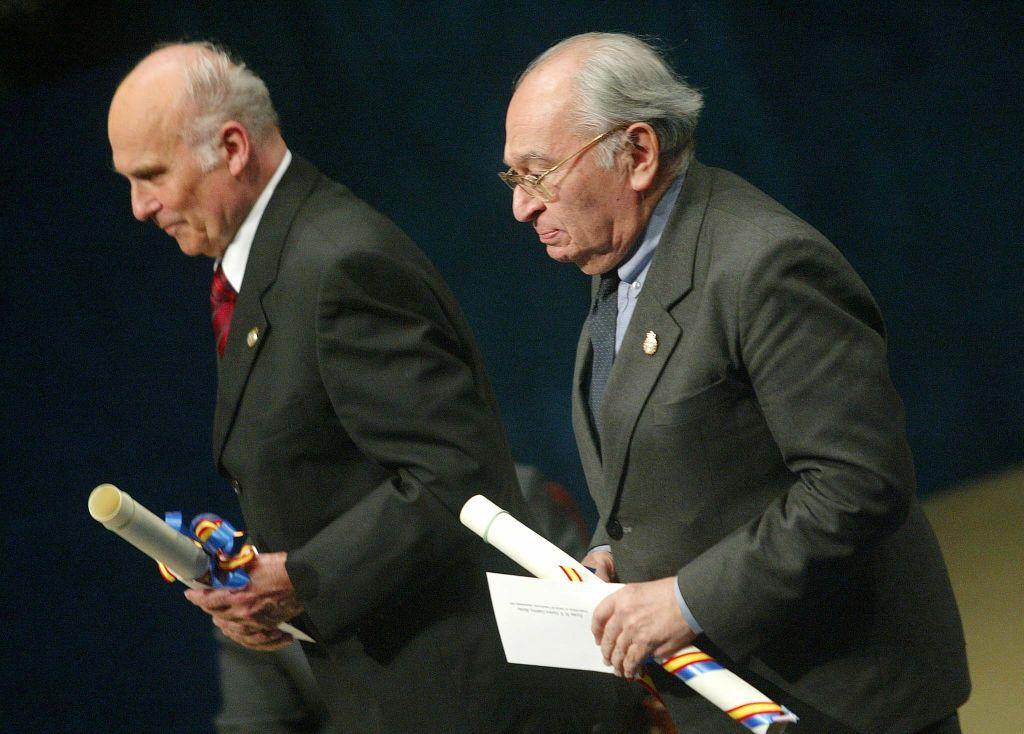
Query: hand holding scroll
460,494,797,733
88,483,313,644
185,551,303,651
593,576,696,678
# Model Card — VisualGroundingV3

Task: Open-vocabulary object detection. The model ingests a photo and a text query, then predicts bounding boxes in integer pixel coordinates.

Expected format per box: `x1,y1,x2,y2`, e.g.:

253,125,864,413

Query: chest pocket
646,376,755,430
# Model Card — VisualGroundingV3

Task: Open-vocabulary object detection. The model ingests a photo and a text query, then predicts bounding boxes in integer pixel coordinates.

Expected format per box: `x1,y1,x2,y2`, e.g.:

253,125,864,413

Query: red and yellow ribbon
157,511,255,588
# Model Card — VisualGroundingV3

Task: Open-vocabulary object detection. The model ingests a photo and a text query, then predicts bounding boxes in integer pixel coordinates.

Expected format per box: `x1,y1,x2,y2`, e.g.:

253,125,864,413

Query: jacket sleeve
676,235,916,660
286,248,514,643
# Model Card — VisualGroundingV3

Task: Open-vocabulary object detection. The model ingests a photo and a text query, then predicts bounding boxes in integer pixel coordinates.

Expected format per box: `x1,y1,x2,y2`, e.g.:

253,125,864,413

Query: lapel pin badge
246,327,261,348
642,330,658,355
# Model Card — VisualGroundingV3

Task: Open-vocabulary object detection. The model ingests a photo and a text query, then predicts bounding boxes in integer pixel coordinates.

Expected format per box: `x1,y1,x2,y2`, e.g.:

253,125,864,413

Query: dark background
1,2,1020,731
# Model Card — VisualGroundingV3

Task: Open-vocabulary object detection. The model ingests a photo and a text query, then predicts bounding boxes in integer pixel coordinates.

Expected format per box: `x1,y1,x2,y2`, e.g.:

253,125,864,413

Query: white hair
518,33,704,177
165,41,279,171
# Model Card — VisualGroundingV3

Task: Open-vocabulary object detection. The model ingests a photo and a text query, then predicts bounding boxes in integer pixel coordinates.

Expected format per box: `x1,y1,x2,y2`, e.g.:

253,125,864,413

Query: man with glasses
108,41,639,733
500,32,969,733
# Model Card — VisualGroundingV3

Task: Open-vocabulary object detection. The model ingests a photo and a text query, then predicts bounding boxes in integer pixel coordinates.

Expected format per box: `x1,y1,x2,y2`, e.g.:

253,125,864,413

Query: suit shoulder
296,177,412,252
701,166,826,245
268,172,463,325
694,165,852,276
690,166,880,329
283,174,440,278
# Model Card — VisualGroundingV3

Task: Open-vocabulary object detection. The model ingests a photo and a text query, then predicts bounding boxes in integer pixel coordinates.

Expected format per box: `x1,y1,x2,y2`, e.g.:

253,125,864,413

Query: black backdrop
1,3,1020,731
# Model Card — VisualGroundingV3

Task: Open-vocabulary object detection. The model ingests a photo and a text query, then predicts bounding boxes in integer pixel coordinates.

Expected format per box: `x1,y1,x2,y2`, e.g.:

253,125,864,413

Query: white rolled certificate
89,483,313,643
461,494,599,583
89,483,210,582
460,494,796,734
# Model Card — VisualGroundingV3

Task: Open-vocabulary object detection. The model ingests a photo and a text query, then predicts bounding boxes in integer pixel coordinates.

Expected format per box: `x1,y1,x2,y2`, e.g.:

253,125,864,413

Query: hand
184,551,303,651
581,549,617,582
591,576,696,679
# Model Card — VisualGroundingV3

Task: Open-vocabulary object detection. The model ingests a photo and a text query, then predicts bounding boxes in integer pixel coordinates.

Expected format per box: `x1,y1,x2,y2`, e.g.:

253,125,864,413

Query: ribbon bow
156,512,256,588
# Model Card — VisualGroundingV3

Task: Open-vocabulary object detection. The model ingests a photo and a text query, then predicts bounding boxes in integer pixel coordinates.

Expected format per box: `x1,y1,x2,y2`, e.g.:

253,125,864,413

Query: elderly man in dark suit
107,41,639,733
500,32,969,733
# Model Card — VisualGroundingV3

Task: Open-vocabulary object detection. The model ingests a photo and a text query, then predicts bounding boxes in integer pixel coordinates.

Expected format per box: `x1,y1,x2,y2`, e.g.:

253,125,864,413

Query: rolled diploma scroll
89,484,313,643
460,494,796,734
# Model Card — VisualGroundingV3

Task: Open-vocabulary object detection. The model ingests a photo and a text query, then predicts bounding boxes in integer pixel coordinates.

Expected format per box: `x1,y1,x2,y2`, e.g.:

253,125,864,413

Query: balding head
111,41,202,104
515,33,704,176
113,42,281,171
108,42,286,258
503,53,655,274
108,45,196,168
502,33,701,274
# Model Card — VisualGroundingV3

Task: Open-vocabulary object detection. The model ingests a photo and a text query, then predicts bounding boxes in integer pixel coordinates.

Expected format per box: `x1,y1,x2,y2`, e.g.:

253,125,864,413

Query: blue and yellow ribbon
156,511,256,588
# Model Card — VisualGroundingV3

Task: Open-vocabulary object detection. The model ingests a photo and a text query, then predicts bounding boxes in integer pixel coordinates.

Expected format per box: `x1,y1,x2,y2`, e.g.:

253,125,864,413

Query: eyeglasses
498,128,620,202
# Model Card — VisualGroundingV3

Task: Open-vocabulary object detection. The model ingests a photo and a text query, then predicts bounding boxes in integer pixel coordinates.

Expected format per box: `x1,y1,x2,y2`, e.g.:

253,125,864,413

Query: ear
624,122,660,193
219,121,251,177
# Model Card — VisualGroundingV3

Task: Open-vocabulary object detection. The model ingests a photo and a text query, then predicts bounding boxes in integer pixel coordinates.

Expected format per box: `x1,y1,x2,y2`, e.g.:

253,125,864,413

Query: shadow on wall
923,465,1024,733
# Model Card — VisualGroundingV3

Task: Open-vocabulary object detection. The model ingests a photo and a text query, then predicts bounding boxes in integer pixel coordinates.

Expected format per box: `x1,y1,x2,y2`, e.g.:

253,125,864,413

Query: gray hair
517,33,704,177
165,41,279,171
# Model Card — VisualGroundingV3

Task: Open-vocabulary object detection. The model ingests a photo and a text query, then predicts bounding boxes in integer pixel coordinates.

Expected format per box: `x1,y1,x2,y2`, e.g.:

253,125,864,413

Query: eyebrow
113,162,165,180
502,150,553,169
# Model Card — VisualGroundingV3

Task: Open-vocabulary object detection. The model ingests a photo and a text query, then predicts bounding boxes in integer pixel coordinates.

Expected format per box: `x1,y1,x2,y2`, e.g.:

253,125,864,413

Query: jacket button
231,479,241,495
606,518,623,540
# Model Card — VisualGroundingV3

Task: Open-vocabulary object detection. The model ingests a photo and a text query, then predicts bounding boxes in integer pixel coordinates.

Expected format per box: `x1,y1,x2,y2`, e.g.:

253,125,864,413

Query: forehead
108,68,188,175
503,59,580,166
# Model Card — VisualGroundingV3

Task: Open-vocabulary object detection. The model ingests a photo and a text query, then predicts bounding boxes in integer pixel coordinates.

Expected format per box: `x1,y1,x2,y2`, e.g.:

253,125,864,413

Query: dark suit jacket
573,161,969,733
214,156,637,732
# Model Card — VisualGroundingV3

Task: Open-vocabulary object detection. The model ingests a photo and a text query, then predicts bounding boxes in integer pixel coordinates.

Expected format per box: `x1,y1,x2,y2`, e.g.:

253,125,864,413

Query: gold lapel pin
642,330,658,355
246,327,261,348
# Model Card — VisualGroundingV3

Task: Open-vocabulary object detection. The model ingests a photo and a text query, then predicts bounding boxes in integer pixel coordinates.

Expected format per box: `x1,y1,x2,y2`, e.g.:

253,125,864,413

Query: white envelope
485,572,623,673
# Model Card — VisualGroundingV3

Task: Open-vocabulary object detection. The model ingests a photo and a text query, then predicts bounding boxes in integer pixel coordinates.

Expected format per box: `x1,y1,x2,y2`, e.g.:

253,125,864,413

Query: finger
196,597,250,624
623,642,649,680
592,597,612,643
213,613,275,636
608,622,638,677
184,589,224,615
599,611,623,668
609,638,627,677
185,587,246,613
241,627,290,645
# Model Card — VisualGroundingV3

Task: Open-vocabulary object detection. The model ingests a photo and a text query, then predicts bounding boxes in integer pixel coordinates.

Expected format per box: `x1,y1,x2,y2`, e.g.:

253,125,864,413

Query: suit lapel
596,161,713,508
572,313,601,491
212,156,321,469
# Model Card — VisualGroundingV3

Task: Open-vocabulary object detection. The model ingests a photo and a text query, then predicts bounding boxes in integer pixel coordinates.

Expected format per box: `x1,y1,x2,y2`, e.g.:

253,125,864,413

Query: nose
130,181,160,222
511,185,546,222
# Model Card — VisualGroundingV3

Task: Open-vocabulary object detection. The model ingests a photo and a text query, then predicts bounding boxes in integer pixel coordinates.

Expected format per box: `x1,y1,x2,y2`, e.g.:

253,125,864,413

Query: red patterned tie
210,265,236,358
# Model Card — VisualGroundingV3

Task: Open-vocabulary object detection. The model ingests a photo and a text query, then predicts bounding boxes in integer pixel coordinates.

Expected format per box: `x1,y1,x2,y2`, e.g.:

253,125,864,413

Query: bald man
109,42,640,733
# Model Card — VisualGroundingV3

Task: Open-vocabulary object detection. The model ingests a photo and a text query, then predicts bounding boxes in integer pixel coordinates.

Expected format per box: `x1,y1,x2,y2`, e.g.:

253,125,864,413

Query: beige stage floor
923,465,1024,733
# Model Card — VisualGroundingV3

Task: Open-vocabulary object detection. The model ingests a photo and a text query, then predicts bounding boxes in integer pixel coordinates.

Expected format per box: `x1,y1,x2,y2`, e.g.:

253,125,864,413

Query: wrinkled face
503,58,643,275
108,92,237,258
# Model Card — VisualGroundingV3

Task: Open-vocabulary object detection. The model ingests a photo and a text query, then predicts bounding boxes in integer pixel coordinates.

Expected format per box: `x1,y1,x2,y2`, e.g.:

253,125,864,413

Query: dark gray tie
588,271,620,438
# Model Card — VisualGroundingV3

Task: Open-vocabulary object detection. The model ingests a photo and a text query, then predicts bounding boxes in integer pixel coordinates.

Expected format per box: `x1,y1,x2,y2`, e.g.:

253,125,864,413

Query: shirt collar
218,149,293,291
616,159,688,285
